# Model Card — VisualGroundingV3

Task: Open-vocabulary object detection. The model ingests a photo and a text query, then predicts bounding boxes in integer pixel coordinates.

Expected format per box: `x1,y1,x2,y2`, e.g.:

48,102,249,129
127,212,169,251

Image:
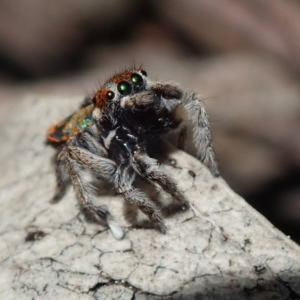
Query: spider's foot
50,194,62,204
157,222,167,234
174,194,190,210
181,200,190,210
209,164,220,178
108,219,125,240
50,185,66,204
213,169,220,177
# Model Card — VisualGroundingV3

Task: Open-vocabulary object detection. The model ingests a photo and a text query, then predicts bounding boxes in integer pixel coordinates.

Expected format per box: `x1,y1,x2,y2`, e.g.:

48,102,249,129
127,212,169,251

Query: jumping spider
47,68,219,239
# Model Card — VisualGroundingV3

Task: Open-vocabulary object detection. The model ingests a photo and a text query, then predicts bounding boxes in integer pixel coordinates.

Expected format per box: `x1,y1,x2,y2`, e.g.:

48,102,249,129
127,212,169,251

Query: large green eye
117,81,132,96
131,73,144,88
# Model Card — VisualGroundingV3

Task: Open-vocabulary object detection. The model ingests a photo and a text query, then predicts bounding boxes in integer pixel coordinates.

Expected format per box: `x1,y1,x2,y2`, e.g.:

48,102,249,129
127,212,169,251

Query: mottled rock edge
0,95,300,300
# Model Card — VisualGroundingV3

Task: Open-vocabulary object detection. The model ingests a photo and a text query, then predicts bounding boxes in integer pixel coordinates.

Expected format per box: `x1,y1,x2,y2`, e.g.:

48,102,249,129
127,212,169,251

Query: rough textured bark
1,96,300,299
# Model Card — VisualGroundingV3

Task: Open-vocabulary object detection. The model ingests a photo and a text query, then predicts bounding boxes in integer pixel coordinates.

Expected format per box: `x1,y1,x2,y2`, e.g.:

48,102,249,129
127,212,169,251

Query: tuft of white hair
108,219,125,240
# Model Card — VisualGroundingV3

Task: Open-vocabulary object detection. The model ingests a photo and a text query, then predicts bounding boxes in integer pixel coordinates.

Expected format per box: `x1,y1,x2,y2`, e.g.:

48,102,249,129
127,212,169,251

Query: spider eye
117,81,132,96
131,73,144,88
141,69,147,77
106,91,115,100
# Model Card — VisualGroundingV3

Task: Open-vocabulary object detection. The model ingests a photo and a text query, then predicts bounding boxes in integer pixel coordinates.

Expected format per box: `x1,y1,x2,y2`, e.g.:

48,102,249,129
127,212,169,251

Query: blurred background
1,0,300,242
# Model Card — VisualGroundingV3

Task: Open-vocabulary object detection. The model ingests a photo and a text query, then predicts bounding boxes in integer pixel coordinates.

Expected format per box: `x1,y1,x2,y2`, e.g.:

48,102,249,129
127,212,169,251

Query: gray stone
1,96,300,299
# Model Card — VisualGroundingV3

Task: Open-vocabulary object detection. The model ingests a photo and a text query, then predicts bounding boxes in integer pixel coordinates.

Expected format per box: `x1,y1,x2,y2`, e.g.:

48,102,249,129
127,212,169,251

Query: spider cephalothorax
47,68,219,239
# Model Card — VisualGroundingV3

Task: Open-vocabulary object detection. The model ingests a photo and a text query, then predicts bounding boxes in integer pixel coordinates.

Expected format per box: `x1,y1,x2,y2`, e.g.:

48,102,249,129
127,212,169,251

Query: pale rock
0,96,300,299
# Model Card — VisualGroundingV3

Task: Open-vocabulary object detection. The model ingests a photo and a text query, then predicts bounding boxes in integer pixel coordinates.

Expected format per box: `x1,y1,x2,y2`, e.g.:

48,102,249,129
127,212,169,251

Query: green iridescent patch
81,117,94,129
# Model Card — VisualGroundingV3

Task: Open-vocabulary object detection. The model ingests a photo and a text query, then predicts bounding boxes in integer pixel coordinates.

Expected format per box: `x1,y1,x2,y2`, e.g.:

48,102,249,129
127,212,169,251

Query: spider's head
91,68,183,131
109,68,147,94
92,68,148,122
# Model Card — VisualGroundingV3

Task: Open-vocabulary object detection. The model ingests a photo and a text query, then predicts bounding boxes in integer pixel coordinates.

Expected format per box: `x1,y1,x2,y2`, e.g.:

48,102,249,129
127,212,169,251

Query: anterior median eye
117,81,132,96
131,73,144,88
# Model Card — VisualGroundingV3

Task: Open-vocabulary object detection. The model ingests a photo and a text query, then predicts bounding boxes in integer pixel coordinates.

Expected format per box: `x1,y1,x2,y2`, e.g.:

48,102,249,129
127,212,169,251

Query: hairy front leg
50,128,124,239
66,145,124,239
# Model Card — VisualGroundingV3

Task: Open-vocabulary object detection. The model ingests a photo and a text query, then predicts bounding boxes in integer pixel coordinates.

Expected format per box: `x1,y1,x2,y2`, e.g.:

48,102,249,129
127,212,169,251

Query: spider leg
148,81,184,100
66,146,124,239
51,128,108,203
75,126,108,157
52,130,124,239
120,90,155,110
115,165,167,233
147,81,219,177
121,81,183,111
51,148,69,203
67,145,116,182
66,145,124,239
182,91,219,177
131,150,189,209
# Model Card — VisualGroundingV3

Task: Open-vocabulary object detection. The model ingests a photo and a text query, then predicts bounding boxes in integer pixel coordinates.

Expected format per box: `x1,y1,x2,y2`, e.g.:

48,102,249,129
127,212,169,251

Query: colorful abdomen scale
47,104,94,144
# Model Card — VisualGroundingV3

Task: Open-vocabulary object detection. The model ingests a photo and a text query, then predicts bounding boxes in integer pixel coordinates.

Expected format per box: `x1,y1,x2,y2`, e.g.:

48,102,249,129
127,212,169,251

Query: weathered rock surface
1,96,300,299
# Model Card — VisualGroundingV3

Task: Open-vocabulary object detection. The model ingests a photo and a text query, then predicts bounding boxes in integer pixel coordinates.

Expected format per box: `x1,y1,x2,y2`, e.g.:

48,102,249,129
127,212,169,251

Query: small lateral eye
117,81,132,96
141,69,147,76
106,91,115,100
131,73,144,87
